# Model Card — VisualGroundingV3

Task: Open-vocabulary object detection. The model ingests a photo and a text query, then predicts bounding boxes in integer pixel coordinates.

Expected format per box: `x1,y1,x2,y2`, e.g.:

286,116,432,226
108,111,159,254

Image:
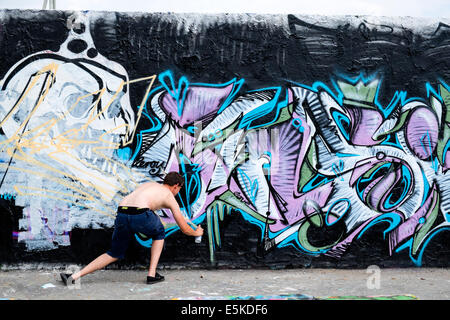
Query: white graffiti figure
0,13,138,250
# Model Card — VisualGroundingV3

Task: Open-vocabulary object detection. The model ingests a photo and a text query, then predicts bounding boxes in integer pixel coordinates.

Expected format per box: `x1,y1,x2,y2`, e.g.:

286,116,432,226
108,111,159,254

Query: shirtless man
60,172,203,285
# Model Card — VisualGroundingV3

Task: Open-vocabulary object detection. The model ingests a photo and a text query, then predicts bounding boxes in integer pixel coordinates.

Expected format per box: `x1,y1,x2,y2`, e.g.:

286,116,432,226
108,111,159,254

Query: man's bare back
119,182,172,211
119,181,203,237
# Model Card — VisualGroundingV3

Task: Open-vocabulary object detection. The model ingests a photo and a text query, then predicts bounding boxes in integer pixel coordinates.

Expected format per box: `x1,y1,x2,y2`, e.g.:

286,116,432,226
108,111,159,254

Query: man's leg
71,253,118,281
148,239,164,277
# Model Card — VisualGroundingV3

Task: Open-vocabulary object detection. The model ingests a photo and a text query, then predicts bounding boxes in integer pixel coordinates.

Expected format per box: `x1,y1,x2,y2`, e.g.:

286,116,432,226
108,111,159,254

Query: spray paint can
187,220,202,243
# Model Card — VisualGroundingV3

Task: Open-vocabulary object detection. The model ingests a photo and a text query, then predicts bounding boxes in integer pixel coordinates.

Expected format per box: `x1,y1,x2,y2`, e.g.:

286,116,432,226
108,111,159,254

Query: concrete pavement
0,266,448,300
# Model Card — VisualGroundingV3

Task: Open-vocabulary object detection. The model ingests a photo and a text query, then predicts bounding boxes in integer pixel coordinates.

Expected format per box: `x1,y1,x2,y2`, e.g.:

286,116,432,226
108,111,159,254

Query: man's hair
163,172,184,187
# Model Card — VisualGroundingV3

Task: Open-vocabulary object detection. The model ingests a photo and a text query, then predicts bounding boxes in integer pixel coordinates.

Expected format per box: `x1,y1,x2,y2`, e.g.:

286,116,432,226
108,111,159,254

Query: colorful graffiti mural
0,10,449,267
132,70,450,266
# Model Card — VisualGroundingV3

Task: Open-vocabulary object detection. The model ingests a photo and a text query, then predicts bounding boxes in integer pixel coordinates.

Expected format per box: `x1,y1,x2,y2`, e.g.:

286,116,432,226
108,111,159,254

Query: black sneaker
146,272,165,284
60,273,75,286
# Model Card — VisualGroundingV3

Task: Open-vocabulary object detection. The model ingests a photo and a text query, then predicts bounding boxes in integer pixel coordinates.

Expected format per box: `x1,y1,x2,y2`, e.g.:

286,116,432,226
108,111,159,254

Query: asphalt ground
0,266,448,299
0,266,447,319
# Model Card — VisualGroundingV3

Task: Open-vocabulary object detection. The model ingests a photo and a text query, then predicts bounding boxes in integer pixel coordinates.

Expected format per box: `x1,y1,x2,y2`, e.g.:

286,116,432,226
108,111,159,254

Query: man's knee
152,239,165,248
104,252,120,262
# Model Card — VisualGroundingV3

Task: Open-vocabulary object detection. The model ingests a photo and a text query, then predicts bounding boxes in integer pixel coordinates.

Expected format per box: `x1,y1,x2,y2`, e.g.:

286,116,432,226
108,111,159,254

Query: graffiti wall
0,9,449,268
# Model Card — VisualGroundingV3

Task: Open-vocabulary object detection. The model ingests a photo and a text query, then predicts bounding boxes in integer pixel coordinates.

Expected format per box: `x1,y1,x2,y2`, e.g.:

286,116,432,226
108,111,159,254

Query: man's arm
166,193,203,237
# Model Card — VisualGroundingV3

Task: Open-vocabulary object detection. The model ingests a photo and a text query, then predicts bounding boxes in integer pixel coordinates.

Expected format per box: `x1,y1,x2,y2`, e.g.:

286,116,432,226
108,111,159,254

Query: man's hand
193,225,204,237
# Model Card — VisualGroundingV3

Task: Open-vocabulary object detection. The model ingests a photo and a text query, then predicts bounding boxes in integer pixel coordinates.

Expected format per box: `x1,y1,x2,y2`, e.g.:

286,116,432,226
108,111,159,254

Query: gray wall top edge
0,8,448,25
0,8,448,38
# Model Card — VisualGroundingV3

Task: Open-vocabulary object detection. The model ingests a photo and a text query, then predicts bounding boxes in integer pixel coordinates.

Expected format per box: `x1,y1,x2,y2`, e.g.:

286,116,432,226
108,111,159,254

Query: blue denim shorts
107,206,165,259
